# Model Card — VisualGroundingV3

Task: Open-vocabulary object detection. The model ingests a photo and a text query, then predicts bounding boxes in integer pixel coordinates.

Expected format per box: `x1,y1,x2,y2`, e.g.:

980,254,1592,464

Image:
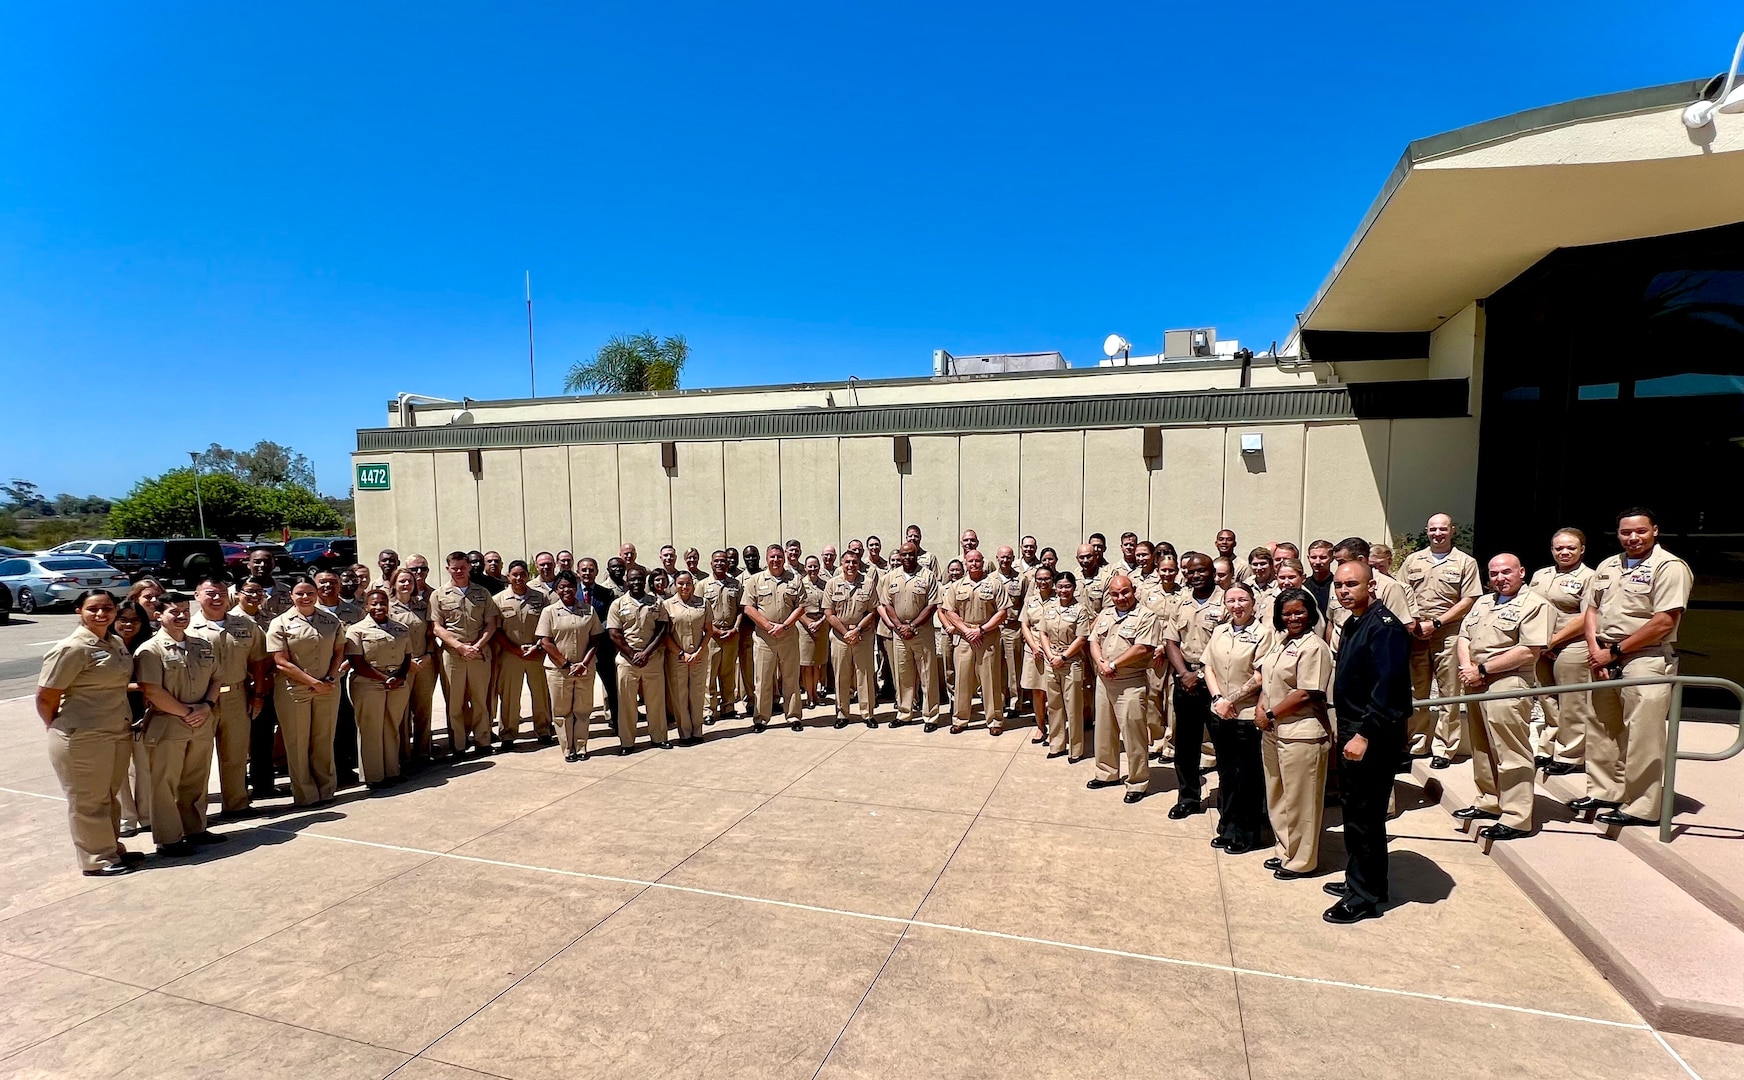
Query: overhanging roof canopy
1301,78,1744,336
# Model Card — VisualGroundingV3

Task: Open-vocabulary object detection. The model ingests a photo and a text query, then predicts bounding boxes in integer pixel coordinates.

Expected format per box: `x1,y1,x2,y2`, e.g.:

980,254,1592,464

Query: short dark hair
554,570,579,586
447,551,469,564
197,575,230,592
1088,532,1107,544
1055,570,1077,586
1617,507,1659,526
508,559,528,573
1271,587,1322,632
1334,537,1371,561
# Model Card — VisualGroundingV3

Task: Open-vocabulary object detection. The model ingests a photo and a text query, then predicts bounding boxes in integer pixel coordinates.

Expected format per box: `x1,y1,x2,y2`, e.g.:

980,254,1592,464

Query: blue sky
2,4,1737,498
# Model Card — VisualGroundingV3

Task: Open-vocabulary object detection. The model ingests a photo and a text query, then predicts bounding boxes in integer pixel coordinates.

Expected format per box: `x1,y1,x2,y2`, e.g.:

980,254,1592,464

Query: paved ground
1,615,1741,1077
0,612,81,701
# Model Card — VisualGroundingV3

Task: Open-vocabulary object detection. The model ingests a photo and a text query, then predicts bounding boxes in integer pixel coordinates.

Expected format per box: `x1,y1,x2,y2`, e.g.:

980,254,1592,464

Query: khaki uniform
1141,587,1185,753
434,583,495,752
1459,590,1553,829
38,627,135,871
267,609,344,805
1038,599,1092,756
663,595,710,741
883,566,941,722
494,588,553,743
137,631,221,847
827,572,881,723
992,570,1027,710
1398,547,1482,758
1090,605,1165,791
1251,580,1282,628
797,577,829,669
1583,546,1693,819
187,609,265,814
701,575,744,717
345,618,411,784
609,593,670,744
536,601,602,754
943,574,1010,726
1081,564,1113,615
390,599,436,760
1017,593,1049,693
1528,564,1597,766
1258,633,1335,872
743,569,806,723
1163,589,1229,806
1204,618,1275,843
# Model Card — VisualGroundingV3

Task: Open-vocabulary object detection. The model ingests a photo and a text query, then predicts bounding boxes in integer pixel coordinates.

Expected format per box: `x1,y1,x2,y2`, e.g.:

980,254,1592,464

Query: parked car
0,580,10,623
46,540,118,559
284,536,357,572
107,538,227,587
0,555,132,613
0,546,26,558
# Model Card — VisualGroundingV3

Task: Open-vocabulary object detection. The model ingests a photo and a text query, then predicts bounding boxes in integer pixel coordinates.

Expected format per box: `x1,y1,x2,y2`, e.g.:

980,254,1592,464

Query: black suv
108,538,227,587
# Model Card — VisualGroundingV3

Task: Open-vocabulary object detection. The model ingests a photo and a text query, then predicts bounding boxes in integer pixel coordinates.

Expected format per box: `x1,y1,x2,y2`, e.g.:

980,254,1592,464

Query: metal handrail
1416,674,1744,843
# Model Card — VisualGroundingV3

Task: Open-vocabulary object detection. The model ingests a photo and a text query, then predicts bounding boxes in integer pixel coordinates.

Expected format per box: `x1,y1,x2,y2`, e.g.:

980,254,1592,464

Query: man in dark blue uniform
1326,559,1412,924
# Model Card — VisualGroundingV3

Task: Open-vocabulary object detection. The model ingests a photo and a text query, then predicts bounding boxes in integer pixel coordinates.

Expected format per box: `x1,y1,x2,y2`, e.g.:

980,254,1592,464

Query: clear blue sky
2,4,1736,498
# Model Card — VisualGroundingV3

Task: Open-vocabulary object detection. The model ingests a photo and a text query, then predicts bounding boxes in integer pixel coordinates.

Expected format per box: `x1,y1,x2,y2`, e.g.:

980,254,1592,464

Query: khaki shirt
494,588,549,647
1141,585,1184,624
433,583,494,643
1081,564,1114,614
345,618,411,676
663,595,709,654
267,609,343,701
1327,570,1415,639
1204,619,1275,719
943,574,1009,633
1037,599,1093,655
1528,564,1597,635
913,550,940,577
1250,581,1282,628
320,599,365,627
37,626,133,735
743,570,805,640
528,576,560,599
232,603,275,641
1399,548,1482,621
535,602,601,669
1164,589,1229,666
882,567,940,629
1460,591,1553,679
389,600,431,656
991,570,1027,633
187,609,266,688
135,630,220,742
607,593,668,653
702,575,745,630
826,572,881,636
1259,632,1334,739
258,587,295,622
1088,605,1164,684
1584,546,1693,646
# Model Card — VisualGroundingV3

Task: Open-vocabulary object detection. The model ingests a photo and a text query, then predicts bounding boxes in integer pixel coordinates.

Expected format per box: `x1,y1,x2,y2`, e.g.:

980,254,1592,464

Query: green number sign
355,463,392,491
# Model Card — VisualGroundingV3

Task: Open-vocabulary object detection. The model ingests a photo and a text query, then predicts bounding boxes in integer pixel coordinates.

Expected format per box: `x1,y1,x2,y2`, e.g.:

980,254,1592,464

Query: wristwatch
1264,708,1276,722
1477,662,1488,678
1609,643,1624,660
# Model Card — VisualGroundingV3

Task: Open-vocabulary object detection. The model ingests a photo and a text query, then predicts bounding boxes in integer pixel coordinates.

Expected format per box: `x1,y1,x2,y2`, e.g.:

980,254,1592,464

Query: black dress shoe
1322,881,1350,898
1046,750,1067,759
1067,755,1088,764
1323,899,1380,924
83,863,136,877
790,720,804,732
120,850,147,866
1430,756,1451,770
187,831,228,846
1210,836,1231,849
753,720,768,732
866,719,879,728
156,840,196,857
338,771,362,786
1168,801,1202,819
1544,760,1581,776
617,746,632,756
1122,791,1146,804
1568,796,1621,812
1274,868,1306,881
499,740,516,752
473,745,494,757
1085,778,1121,790
1155,753,1175,764
833,718,849,729
1479,823,1531,841
1534,755,1553,771
564,751,581,763
949,724,966,735
657,741,673,750
1597,810,1656,827
923,722,939,733
1224,841,1254,855
1452,807,1500,821
1031,734,1046,744
704,715,719,726
539,734,559,746
1264,857,1283,871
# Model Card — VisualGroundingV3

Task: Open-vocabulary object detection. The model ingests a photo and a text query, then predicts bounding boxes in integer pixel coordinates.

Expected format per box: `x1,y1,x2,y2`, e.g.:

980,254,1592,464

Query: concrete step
1409,756,1744,1041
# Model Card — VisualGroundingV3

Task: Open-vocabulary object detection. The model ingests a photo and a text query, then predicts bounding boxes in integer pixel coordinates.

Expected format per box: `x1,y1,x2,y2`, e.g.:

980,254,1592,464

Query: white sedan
0,555,132,613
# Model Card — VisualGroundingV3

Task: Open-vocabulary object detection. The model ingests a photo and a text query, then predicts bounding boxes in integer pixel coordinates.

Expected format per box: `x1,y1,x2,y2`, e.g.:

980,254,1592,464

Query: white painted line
0,785,68,802
27,639,62,647
1651,1028,1705,1080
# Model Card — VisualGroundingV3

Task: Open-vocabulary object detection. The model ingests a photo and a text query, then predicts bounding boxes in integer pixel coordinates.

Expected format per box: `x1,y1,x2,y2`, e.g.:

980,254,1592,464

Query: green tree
195,440,319,489
110,469,341,539
564,332,688,395
1,479,51,517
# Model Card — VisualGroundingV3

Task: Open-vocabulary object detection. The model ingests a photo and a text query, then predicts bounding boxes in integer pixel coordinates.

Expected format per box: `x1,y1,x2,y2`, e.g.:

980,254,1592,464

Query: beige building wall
958,435,1019,552
568,444,620,565
616,441,671,556
723,440,779,553
1083,428,1152,550
670,441,726,556
903,436,960,554
838,437,901,552
1019,431,1083,552
520,446,573,559
779,438,841,550
477,450,527,563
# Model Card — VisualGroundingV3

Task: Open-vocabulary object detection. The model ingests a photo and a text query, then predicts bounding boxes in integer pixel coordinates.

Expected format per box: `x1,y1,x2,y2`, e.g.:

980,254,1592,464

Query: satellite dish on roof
1103,334,1132,360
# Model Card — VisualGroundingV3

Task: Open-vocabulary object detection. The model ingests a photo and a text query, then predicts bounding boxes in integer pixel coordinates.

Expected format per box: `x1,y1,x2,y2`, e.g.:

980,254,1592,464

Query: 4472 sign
355,463,391,491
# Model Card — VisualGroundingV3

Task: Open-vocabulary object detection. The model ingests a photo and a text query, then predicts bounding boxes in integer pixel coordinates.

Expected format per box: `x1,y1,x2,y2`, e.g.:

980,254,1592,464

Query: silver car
0,555,132,613
47,540,118,559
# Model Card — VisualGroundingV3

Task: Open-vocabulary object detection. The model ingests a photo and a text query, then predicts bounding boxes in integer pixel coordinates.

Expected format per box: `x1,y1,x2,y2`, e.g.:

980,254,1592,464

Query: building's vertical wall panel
903,436,960,556
1151,427,1225,552
567,444,621,562
838,437,903,550
724,440,781,552
778,438,841,550
1302,421,1389,547
1386,417,1479,539
670,441,727,557
351,453,397,561
958,434,1020,548
477,449,527,562
616,441,672,555
1018,430,1083,553
1083,428,1151,552
432,451,481,556
1220,424,1304,551
519,446,572,560
390,452,439,560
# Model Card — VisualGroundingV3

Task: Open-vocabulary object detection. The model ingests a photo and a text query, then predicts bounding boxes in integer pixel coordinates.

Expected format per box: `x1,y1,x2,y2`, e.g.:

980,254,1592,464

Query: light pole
187,451,207,539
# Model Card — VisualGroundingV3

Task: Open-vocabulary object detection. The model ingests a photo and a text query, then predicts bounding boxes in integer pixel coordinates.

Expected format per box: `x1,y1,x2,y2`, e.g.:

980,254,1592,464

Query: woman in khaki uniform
537,571,602,761
1256,588,1334,879
1037,571,1092,759
1203,582,1275,854
797,557,829,708
664,572,711,745
390,569,436,765
346,588,412,789
1528,528,1596,775
268,579,347,807
136,593,223,855
1018,566,1056,742
935,558,965,717
36,590,141,876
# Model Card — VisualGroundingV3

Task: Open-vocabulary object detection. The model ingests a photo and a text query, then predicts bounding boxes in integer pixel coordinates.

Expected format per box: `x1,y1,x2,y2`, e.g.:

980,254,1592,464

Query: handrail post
1661,680,1685,844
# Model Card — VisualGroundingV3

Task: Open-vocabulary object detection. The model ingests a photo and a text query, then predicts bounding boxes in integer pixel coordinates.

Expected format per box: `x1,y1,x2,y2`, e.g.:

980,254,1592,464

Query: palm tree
564,332,689,394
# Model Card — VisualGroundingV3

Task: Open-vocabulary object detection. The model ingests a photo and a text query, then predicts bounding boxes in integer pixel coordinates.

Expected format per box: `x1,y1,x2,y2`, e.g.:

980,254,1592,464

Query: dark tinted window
0,560,25,576
42,558,111,571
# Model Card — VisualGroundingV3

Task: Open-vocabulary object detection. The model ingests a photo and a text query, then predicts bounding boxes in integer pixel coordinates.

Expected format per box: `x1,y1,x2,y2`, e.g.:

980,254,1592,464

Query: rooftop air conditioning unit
1163,327,1217,360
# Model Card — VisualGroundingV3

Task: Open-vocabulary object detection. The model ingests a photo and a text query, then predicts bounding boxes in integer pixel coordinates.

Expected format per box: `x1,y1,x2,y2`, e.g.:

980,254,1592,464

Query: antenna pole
525,271,536,397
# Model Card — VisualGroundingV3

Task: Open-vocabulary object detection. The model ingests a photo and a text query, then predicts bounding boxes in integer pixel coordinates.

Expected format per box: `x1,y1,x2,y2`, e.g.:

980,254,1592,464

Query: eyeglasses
409,567,429,574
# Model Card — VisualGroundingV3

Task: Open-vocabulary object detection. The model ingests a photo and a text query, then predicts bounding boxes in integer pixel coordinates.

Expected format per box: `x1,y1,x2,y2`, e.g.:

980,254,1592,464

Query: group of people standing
34,509,1690,927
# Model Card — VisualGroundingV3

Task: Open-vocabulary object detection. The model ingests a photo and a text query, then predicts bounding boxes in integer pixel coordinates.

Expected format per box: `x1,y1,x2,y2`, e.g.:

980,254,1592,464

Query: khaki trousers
1470,679,1537,829
1145,667,1170,748
831,635,876,722
118,737,151,830
1044,660,1086,757
707,633,739,714
440,652,492,752
1534,645,1592,765
752,634,803,722
889,630,938,722
952,638,1002,725
999,627,1023,707
350,677,407,784
404,659,436,759
937,628,955,700
666,653,708,740
617,654,668,745
548,666,596,752
1262,730,1329,872
737,627,757,709
497,650,553,741
47,727,131,872
275,683,341,806
213,687,251,813
147,733,214,846
1407,625,1463,757
1586,651,1676,819
1094,674,1150,792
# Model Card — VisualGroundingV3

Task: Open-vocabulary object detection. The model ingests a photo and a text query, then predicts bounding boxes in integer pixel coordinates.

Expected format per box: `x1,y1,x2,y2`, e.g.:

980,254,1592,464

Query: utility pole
187,451,207,538
526,271,536,397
